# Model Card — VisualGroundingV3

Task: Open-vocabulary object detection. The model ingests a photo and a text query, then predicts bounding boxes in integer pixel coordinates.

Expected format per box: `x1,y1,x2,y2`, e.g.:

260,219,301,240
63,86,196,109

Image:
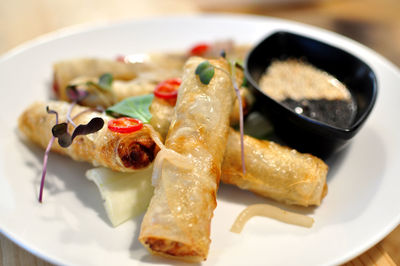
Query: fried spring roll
53,55,185,104
66,76,165,108
53,58,145,100
53,46,252,109
139,57,236,261
149,97,175,138
149,88,251,139
18,101,161,172
222,129,328,206
149,86,253,139
150,97,327,207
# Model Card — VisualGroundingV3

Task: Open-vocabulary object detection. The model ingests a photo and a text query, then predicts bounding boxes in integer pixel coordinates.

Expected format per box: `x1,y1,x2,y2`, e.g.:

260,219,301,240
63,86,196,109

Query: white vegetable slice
86,167,154,227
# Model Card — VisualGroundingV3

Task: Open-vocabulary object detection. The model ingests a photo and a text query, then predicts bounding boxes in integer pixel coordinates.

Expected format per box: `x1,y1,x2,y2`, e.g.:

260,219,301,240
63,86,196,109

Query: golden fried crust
139,56,236,261
53,58,143,101
149,91,327,206
53,56,184,107
221,128,328,206
18,101,160,172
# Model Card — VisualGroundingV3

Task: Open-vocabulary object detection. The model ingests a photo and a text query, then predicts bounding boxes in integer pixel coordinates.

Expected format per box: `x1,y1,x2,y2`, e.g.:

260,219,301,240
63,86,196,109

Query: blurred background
1,0,399,265
1,0,399,65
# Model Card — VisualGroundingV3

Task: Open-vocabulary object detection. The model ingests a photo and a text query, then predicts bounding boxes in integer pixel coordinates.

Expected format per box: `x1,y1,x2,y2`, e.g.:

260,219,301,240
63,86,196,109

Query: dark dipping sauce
260,59,357,129
281,98,357,128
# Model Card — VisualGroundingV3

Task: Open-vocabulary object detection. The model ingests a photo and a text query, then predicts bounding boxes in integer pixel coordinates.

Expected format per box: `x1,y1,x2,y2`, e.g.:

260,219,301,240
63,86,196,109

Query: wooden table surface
1,0,399,265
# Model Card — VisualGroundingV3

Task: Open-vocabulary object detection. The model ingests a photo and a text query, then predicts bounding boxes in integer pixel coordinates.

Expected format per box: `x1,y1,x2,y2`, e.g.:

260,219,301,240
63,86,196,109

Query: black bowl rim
244,30,378,139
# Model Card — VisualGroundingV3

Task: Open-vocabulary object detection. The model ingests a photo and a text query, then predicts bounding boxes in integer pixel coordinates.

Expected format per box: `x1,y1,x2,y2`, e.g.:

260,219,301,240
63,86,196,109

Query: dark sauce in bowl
245,31,378,157
259,59,357,129
281,98,357,129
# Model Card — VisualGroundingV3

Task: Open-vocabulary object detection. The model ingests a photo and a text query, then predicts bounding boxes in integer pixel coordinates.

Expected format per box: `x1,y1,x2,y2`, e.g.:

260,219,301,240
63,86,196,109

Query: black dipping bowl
245,31,378,158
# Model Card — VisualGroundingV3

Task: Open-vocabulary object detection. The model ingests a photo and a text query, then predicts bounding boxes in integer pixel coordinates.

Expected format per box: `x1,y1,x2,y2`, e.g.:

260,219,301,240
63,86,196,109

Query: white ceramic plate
1,14,400,266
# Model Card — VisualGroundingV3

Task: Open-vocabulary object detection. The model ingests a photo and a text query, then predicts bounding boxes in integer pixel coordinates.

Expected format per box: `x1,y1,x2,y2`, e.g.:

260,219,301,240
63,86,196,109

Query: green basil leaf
98,73,113,91
106,94,154,123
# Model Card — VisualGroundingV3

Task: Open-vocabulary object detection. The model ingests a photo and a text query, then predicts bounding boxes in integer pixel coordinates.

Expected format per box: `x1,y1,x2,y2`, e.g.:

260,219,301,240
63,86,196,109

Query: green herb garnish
52,118,104,148
195,61,215,85
241,76,248,88
106,94,154,123
87,73,113,91
98,73,113,90
39,105,104,203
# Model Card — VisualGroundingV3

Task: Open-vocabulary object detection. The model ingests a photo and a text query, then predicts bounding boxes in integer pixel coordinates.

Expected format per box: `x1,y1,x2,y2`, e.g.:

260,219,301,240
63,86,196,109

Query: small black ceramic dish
245,31,378,158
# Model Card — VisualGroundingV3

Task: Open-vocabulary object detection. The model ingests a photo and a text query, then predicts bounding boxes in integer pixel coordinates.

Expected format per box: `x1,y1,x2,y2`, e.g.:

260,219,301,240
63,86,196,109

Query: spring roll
18,101,161,172
53,58,144,100
149,97,176,138
53,55,185,104
150,97,327,206
139,56,236,261
53,43,251,107
222,129,328,206
149,88,253,139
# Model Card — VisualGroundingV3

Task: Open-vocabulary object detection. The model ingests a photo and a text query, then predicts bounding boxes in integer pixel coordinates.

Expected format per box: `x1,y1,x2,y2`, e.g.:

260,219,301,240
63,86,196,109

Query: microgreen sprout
195,61,215,85
86,73,113,91
38,107,59,203
39,86,104,203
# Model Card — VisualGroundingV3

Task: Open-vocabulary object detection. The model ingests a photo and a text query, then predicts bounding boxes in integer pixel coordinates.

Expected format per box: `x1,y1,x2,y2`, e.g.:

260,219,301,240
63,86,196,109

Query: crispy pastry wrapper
53,50,252,111
18,101,161,172
149,97,175,138
53,58,145,101
90,125,327,226
150,99,327,206
150,86,253,139
139,57,235,262
53,55,185,105
222,129,328,206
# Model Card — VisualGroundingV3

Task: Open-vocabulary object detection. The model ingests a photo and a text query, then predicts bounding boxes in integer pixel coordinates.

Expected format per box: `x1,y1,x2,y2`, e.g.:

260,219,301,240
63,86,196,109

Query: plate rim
1,13,400,266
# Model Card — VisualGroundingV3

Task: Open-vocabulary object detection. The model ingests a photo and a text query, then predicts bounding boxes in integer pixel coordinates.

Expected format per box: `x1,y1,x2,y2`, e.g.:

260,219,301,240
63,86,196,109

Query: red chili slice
115,55,126,63
154,78,181,100
108,117,143,133
189,43,210,56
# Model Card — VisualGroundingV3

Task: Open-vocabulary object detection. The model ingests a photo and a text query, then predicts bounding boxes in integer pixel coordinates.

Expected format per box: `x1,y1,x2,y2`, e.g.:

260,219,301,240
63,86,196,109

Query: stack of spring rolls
18,51,328,262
